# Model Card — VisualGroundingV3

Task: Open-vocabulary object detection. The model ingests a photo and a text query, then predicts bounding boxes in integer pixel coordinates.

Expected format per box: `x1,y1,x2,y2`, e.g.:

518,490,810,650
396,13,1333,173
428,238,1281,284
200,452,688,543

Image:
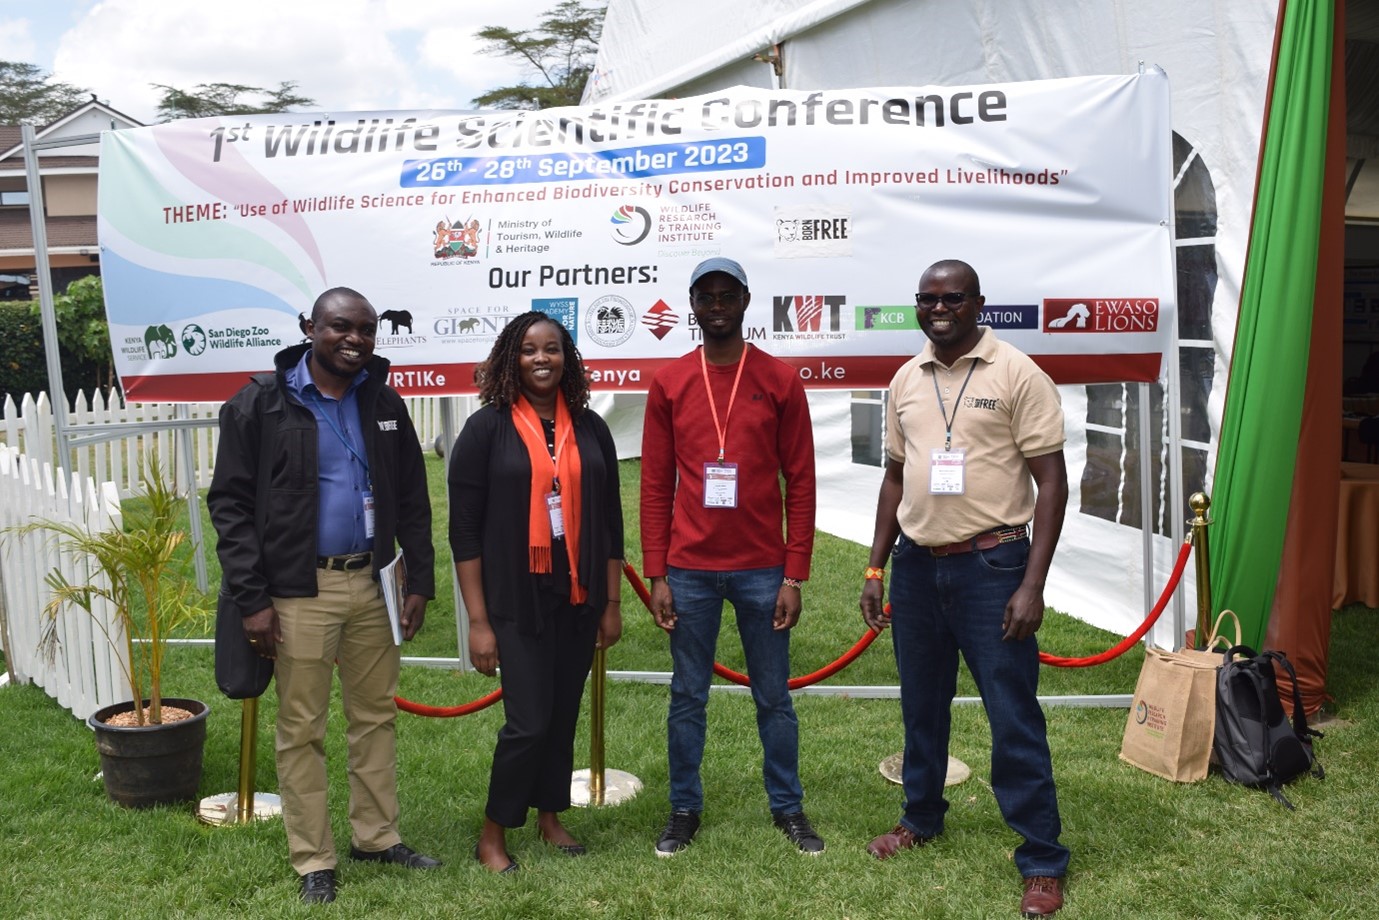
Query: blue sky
0,0,560,123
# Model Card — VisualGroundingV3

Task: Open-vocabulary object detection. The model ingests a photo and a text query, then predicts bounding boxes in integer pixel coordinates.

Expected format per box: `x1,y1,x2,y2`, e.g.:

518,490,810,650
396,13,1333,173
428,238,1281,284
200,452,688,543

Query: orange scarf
511,395,586,604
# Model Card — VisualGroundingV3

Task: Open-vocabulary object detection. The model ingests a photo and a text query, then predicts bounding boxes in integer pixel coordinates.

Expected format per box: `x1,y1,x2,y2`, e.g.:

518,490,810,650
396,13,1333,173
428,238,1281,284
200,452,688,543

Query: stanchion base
570,769,643,807
197,791,284,826
878,752,971,787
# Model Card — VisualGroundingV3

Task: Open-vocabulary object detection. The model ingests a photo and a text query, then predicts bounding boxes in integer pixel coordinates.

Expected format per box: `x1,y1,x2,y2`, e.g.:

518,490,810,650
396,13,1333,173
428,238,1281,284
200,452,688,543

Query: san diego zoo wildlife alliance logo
609,205,651,245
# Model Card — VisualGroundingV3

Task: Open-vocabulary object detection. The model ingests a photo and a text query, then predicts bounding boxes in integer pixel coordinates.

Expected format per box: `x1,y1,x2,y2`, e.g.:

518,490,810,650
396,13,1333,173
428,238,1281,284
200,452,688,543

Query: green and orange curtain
1210,0,1342,713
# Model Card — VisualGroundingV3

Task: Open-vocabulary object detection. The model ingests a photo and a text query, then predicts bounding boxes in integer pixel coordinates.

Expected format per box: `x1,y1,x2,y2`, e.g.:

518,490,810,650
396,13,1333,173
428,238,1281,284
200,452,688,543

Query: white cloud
47,0,568,123
0,17,38,63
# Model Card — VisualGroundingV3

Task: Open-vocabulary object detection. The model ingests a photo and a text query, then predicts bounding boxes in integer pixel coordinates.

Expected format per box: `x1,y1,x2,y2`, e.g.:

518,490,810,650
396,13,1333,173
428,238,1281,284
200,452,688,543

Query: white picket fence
0,390,455,499
0,445,130,720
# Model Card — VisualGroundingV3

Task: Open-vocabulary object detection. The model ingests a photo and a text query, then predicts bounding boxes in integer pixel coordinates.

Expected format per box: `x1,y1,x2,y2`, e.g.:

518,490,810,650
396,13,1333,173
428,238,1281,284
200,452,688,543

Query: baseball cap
689,257,748,289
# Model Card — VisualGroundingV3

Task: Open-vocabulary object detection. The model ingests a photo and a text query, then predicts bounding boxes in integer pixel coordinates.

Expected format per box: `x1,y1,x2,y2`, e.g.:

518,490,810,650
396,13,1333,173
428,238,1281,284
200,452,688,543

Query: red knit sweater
640,345,815,580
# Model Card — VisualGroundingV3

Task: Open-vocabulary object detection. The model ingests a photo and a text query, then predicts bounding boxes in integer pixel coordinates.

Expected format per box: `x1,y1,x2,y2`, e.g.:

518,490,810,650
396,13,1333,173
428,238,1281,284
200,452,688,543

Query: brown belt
317,551,372,571
926,525,1028,557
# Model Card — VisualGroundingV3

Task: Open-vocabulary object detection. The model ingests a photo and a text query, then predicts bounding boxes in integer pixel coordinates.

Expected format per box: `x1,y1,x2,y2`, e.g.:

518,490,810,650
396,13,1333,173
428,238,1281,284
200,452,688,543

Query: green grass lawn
1,454,1375,918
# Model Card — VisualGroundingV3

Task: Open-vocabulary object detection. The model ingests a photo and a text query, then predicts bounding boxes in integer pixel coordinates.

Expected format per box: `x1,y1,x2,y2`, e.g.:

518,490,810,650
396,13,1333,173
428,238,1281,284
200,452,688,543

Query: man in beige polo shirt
858,259,1070,918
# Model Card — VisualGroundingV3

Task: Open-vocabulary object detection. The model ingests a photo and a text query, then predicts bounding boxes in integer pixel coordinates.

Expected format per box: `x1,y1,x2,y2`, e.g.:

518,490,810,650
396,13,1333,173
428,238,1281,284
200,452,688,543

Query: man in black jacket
209,287,439,904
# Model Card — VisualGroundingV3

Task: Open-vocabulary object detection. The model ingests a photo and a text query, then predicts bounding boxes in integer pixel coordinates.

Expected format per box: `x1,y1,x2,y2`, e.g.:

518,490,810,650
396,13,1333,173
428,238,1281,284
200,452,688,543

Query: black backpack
1213,646,1323,808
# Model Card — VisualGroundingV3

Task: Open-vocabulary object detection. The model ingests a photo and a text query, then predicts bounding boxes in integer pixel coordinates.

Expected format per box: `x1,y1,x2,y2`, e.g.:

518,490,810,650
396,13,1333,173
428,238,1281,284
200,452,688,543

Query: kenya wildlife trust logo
433,216,481,260
610,205,651,245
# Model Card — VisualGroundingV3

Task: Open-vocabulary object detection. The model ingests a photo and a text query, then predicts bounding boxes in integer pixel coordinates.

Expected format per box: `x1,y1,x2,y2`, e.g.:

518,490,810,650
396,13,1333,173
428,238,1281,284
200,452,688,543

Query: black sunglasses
915,292,974,308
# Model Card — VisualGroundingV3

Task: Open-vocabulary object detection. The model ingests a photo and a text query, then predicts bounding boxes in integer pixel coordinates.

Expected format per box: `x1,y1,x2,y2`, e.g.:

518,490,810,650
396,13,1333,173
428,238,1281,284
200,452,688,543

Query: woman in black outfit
449,311,624,873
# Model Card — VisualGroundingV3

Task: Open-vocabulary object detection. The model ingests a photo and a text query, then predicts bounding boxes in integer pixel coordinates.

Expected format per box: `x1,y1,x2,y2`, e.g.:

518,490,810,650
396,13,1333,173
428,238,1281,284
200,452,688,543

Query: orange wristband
864,566,886,581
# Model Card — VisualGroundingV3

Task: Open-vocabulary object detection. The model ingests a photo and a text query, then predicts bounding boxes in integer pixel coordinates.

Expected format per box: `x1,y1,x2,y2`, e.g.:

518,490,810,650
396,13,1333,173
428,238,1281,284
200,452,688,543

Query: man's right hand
243,606,283,659
468,621,499,676
649,577,677,632
860,579,890,633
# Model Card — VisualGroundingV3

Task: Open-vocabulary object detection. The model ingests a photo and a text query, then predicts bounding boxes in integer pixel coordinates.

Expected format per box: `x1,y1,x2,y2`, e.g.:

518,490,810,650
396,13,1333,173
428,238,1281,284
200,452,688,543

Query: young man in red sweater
640,257,821,856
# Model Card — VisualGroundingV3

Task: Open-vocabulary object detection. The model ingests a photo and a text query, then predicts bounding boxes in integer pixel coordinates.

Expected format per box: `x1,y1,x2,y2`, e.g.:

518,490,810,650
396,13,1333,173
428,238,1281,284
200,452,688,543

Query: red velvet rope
397,540,1192,714
1038,539,1193,667
395,687,502,717
622,562,880,689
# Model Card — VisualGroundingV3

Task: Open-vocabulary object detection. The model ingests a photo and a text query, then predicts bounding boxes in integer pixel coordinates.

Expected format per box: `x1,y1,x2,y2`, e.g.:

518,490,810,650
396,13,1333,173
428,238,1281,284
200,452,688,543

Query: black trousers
486,604,599,827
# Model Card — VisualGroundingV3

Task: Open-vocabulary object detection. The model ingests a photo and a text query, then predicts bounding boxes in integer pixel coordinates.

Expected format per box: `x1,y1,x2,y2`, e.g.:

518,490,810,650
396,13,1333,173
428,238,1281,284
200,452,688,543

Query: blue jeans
666,565,803,815
888,533,1070,879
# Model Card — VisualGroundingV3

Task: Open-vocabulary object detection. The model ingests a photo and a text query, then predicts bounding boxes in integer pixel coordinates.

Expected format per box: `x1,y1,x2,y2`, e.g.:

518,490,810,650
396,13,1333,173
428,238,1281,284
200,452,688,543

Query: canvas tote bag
1119,611,1241,782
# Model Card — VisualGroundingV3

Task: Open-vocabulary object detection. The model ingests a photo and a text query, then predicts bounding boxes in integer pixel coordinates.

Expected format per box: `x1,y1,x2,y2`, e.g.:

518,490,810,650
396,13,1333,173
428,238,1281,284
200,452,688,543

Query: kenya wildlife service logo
609,205,651,245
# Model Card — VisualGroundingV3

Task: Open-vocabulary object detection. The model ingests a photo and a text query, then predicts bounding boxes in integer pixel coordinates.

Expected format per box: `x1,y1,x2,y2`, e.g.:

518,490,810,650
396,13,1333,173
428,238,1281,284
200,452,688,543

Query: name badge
546,491,565,538
703,462,739,508
362,490,376,538
929,448,966,494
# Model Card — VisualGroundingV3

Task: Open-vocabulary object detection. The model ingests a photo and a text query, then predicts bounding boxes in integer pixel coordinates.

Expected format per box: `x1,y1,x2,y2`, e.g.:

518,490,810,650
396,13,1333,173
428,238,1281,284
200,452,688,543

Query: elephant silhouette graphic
379,309,413,334
144,324,177,359
457,317,480,333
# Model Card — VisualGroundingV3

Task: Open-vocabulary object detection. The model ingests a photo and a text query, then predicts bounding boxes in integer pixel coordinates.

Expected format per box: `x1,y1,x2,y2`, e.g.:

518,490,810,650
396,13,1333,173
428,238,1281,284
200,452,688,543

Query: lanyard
700,344,750,462
513,407,572,493
930,360,978,451
309,390,371,487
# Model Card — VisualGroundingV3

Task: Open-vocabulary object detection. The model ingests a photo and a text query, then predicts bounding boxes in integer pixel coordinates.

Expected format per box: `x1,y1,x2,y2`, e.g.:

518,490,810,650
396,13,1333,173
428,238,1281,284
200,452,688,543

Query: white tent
584,0,1289,645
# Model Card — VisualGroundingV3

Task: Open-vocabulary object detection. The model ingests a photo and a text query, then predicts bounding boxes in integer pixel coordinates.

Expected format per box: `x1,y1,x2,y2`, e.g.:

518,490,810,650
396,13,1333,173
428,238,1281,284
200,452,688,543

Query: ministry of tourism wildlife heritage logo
609,205,651,245
585,295,637,347
432,216,482,260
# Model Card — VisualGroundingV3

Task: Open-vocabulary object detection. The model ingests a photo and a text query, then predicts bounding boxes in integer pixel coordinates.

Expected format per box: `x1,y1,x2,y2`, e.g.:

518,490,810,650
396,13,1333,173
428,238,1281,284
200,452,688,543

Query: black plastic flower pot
87,697,210,809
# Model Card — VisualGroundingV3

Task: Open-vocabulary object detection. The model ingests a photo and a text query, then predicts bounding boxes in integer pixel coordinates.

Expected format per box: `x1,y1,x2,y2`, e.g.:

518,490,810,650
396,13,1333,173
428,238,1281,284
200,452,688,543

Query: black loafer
474,843,519,874
349,842,442,869
300,869,336,904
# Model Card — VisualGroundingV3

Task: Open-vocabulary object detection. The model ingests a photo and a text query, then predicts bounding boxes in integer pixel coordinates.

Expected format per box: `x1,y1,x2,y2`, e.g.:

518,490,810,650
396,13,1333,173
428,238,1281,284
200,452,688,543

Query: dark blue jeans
666,565,803,815
888,533,1069,879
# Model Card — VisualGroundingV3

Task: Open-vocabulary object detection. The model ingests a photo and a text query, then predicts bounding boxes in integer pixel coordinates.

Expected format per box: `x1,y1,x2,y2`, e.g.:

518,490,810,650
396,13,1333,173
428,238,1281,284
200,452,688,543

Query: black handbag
214,582,274,699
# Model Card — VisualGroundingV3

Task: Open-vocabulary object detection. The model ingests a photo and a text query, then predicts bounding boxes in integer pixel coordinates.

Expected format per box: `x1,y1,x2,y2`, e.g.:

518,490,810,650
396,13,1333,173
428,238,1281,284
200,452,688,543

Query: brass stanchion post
197,697,282,825
1189,492,1213,649
571,646,641,806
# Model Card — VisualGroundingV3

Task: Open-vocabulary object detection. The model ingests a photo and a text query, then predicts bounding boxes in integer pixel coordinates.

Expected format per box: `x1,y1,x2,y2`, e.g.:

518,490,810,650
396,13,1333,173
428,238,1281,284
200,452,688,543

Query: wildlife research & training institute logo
610,206,651,245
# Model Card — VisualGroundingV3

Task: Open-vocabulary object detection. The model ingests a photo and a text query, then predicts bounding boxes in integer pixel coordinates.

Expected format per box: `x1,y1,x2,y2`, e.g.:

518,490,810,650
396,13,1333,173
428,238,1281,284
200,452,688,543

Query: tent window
850,389,886,466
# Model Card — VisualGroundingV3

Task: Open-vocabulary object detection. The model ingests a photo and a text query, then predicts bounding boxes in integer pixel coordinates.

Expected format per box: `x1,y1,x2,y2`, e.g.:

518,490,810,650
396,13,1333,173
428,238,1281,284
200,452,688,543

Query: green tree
152,81,316,121
473,0,605,110
0,61,89,125
35,274,114,392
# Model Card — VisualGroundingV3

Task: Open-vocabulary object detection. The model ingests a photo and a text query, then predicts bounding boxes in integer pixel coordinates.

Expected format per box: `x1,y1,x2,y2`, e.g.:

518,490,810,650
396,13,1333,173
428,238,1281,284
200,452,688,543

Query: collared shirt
885,326,1064,545
287,350,373,556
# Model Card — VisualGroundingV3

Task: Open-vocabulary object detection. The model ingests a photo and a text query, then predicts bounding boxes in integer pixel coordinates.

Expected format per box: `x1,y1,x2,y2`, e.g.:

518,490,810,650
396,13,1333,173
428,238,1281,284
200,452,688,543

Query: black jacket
208,343,435,618
448,403,623,634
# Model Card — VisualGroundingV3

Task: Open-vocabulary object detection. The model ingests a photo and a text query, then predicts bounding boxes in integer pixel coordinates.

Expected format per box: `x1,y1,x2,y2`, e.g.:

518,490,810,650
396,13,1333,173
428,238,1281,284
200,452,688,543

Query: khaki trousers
273,566,401,874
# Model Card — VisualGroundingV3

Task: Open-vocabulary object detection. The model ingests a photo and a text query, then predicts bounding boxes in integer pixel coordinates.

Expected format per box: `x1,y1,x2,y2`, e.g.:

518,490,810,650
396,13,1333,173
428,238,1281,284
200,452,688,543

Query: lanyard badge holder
700,346,749,509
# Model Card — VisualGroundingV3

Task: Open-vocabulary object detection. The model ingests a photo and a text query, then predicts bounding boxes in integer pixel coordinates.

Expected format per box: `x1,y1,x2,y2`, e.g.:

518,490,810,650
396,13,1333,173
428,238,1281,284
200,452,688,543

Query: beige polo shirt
885,326,1065,545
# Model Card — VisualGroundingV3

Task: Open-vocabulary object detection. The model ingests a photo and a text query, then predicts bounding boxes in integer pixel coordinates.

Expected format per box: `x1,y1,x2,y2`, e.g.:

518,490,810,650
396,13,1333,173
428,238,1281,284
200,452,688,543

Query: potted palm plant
8,456,211,808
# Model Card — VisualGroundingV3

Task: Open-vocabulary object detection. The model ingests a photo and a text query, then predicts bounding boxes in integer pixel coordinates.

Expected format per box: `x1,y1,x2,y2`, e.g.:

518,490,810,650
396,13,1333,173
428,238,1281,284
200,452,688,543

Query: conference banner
98,71,1176,400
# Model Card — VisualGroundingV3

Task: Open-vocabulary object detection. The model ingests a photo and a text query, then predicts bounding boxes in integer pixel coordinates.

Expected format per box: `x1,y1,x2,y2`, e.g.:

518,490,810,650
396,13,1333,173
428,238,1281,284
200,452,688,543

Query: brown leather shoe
866,824,930,860
1020,876,1065,916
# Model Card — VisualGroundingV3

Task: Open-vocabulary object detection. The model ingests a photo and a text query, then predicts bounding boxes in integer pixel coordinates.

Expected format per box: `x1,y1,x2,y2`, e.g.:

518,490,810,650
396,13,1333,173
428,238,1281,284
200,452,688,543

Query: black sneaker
655,810,701,857
773,811,825,854
300,868,336,904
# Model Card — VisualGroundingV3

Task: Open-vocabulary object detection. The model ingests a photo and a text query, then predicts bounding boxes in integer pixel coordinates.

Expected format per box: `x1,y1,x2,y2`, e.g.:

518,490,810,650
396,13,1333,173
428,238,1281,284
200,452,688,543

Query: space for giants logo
1042,298,1159,333
774,295,847,339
